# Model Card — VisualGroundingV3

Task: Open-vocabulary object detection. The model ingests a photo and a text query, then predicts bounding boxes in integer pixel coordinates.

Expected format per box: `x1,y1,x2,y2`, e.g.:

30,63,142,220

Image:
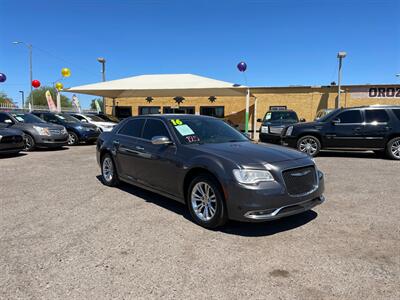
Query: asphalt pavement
1,146,399,299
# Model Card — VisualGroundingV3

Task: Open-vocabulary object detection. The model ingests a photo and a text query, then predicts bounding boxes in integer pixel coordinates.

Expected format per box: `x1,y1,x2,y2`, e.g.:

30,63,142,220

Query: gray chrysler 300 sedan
97,115,325,229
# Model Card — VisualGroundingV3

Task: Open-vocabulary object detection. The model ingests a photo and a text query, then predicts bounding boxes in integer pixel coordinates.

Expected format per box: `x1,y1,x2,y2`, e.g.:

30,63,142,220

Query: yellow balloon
55,82,64,91
61,68,71,77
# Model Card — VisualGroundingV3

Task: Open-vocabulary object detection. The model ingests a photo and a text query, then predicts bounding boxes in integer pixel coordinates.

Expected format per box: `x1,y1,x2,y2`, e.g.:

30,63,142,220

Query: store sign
350,86,400,99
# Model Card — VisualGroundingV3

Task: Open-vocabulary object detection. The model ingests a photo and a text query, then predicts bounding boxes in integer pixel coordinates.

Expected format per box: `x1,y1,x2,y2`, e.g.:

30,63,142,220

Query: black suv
258,110,304,144
281,105,400,160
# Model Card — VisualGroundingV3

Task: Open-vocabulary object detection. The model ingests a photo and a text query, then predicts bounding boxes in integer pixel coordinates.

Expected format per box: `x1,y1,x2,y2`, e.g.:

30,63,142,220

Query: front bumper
281,136,298,148
78,130,100,142
259,132,282,144
223,159,325,222
35,134,69,148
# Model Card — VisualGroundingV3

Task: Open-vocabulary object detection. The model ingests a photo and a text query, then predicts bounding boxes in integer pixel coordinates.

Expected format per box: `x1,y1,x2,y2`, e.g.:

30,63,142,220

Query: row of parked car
257,105,400,160
0,111,119,155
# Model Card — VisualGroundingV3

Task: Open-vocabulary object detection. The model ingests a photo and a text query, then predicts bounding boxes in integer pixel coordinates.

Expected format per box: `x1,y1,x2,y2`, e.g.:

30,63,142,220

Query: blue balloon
0,73,6,83
237,62,247,72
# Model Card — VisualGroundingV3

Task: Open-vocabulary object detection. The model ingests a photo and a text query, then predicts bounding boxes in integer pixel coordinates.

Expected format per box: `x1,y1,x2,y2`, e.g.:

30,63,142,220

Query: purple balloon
237,62,247,72
0,73,6,83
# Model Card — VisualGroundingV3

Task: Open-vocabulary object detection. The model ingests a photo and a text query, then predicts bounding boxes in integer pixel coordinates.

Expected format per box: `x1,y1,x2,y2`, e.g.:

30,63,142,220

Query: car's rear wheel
67,132,79,146
386,137,400,160
101,153,119,186
23,134,35,151
297,135,321,157
187,175,227,229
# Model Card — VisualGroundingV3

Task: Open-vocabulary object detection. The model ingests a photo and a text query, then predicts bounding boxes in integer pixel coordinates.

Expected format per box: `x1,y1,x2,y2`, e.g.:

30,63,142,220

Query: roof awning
66,74,248,98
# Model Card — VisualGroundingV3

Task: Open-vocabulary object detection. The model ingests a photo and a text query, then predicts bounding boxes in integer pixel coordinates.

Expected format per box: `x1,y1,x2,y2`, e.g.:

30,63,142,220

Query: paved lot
1,145,399,299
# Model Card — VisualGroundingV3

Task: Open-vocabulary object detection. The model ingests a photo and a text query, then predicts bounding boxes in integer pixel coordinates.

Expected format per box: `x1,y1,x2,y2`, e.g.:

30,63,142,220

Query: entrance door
115,106,132,119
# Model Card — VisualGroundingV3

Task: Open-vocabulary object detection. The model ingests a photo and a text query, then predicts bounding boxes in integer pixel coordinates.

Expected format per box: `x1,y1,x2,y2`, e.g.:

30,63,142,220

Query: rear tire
101,153,119,186
297,135,321,157
187,174,227,229
23,134,35,151
67,132,79,146
386,137,400,160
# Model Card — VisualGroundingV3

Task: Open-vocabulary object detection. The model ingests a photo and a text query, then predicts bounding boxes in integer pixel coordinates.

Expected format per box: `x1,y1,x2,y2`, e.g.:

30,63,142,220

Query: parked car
32,112,100,146
0,127,25,155
68,113,117,132
97,114,325,229
258,109,304,144
88,112,120,124
314,109,334,121
281,105,400,159
0,112,68,151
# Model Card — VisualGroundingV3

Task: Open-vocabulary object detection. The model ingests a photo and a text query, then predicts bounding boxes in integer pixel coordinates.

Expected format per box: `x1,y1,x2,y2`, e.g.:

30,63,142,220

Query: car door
363,109,391,149
113,118,146,181
133,118,179,195
324,110,365,148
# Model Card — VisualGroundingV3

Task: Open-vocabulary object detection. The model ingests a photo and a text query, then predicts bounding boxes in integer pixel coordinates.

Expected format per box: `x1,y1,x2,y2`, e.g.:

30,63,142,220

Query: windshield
56,113,80,123
317,109,339,122
264,111,298,122
86,115,105,122
103,114,119,123
12,113,45,123
170,117,248,144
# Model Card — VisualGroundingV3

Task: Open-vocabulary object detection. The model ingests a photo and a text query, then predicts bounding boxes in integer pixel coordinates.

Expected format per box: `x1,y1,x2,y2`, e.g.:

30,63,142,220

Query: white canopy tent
66,74,255,134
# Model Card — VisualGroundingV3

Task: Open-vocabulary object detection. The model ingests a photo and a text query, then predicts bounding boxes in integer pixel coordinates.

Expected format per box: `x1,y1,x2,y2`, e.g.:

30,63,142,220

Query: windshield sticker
175,124,194,136
56,115,66,120
170,119,183,126
15,116,24,122
185,135,200,143
265,113,272,120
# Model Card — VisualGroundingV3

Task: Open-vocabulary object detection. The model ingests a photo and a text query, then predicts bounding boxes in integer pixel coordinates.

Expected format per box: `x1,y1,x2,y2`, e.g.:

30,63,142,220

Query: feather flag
95,99,102,113
72,94,81,112
45,90,57,112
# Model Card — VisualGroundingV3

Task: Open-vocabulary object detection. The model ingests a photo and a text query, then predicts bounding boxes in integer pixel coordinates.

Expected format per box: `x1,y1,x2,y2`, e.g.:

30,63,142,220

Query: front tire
187,175,227,229
23,134,35,151
386,137,400,160
101,153,119,186
297,135,321,157
67,132,79,146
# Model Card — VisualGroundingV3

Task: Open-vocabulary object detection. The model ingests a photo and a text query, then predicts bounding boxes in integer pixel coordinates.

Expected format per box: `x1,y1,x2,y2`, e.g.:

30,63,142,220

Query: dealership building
68,74,400,132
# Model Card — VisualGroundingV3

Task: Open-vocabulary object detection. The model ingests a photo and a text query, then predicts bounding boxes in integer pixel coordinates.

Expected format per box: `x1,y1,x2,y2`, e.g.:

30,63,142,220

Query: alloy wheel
191,182,217,221
68,133,76,145
24,135,33,150
299,138,318,155
391,140,400,159
102,157,114,182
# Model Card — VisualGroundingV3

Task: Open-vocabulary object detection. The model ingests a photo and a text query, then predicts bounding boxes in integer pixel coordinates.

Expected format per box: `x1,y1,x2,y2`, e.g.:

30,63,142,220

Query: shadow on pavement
96,175,318,237
0,152,27,159
32,146,69,152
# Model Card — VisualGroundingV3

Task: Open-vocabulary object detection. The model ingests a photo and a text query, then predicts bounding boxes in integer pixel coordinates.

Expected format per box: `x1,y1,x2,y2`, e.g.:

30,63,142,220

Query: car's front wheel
67,132,79,146
23,134,35,151
101,153,119,186
386,137,400,160
297,135,321,157
187,175,227,229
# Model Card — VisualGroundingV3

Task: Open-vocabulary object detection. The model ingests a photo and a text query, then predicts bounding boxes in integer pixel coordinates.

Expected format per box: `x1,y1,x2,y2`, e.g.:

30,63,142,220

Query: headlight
0,135,2,141
261,126,269,133
33,126,50,136
233,169,275,184
286,126,293,136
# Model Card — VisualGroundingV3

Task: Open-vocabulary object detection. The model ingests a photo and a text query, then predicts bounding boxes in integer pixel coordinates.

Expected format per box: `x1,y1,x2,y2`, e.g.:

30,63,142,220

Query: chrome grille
49,129,61,135
269,126,283,135
282,166,317,196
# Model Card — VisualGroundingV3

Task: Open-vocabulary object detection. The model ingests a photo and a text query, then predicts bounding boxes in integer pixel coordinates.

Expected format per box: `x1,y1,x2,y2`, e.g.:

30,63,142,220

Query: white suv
69,113,117,132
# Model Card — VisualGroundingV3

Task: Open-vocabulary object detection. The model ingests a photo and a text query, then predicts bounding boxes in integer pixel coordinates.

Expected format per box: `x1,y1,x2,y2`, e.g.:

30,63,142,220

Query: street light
19,90,24,109
337,51,347,108
97,57,106,113
13,41,33,109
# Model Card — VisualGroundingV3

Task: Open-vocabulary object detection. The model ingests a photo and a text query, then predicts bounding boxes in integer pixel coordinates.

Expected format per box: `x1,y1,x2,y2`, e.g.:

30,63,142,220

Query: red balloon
32,80,41,88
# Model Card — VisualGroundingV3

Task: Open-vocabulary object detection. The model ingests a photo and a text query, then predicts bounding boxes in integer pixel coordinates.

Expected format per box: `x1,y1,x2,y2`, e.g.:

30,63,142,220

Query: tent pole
112,98,116,116
245,88,250,133
253,96,257,139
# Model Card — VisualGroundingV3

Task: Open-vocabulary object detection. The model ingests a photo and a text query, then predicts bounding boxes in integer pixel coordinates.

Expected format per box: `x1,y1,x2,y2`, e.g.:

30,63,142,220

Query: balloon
32,80,41,88
55,82,63,91
237,62,247,72
61,68,71,77
0,73,6,83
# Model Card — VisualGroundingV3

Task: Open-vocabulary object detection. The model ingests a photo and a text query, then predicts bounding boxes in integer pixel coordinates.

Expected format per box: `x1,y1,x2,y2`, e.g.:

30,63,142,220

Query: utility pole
337,51,347,108
19,90,24,109
13,42,33,109
97,57,106,113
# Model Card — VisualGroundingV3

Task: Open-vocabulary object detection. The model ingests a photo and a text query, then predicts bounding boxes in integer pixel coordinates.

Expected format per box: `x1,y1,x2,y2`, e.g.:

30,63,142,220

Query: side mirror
300,118,306,122
81,119,88,123
332,118,340,125
257,118,263,122
151,136,172,145
4,119,13,124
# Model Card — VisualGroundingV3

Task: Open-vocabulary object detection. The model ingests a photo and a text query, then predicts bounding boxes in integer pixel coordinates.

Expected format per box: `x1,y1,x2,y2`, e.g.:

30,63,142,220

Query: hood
262,119,298,126
70,122,97,129
35,123,65,130
190,141,309,165
91,121,116,127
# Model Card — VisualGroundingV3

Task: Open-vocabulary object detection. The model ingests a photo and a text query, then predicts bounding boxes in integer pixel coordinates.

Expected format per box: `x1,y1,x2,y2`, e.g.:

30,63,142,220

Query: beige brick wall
105,85,400,131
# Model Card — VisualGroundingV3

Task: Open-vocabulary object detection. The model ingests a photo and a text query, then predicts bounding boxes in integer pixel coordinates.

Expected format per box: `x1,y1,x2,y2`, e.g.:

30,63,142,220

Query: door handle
113,140,120,146
135,146,144,151
354,127,362,132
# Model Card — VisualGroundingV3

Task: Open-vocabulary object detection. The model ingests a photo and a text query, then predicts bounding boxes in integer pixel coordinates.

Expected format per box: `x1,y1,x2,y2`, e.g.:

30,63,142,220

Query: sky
0,0,399,108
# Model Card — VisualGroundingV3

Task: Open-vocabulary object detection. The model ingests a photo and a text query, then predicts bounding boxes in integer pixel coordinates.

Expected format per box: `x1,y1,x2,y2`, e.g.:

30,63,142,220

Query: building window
138,106,160,115
163,106,195,114
200,106,224,118
115,106,132,119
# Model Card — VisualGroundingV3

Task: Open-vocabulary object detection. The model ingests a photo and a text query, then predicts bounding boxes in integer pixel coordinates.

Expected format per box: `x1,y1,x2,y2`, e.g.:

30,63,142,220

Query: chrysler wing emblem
290,170,311,177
